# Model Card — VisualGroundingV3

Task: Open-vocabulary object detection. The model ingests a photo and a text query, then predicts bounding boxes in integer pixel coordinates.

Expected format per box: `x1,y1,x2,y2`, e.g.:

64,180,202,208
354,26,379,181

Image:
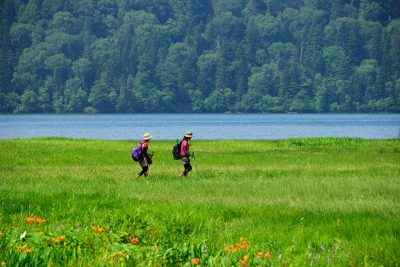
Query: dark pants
181,157,192,176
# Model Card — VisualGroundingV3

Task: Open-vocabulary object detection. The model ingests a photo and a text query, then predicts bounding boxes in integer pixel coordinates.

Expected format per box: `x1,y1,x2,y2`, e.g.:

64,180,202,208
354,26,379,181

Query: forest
0,0,399,113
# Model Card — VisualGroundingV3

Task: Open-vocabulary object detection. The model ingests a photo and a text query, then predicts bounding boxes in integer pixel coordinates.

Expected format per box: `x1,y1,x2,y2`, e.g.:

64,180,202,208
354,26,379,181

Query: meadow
0,138,399,266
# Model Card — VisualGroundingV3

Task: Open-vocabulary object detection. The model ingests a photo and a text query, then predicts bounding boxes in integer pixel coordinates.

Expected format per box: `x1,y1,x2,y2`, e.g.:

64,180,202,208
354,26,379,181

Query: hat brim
143,136,152,140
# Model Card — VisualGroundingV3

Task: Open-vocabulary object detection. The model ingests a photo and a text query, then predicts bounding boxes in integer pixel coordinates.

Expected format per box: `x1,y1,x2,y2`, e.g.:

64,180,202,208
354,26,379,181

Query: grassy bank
0,138,399,266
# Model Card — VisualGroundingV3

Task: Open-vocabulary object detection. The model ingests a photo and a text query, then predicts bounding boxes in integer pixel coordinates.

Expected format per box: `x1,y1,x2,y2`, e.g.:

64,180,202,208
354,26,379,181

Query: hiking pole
191,152,198,174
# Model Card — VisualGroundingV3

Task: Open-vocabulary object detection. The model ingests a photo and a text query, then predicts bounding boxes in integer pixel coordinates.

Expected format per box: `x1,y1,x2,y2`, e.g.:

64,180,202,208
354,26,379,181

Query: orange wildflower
239,255,249,267
265,249,270,259
91,225,97,231
236,243,241,248
26,217,35,223
192,258,200,265
0,231,2,238
115,252,124,257
1,262,6,266
60,235,65,242
51,238,58,244
131,237,139,245
18,246,24,251
39,219,46,224
224,246,229,252
39,231,44,235
35,218,42,223
257,252,263,258
97,227,104,233
110,258,117,264
25,248,31,254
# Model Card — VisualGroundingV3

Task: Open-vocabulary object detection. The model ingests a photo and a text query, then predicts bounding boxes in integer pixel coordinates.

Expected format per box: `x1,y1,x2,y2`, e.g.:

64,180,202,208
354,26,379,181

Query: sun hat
184,131,193,138
143,133,152,140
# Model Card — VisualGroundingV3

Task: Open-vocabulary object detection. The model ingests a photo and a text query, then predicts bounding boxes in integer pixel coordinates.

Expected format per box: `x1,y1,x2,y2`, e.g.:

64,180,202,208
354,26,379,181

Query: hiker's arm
183,145,192,157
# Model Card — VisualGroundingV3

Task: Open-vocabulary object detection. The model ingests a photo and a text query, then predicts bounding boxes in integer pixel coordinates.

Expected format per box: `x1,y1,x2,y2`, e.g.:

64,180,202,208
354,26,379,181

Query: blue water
0,114,399,140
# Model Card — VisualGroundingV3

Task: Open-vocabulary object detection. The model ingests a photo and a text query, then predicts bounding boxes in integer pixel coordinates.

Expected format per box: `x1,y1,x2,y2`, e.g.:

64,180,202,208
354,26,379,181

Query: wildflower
239,255,249,267
35,218,41,223
91,225,97,231
224,246,229,252
110,258,117,264
192,258,200,265
26,217,35,223
60,235,65,242
25,248,31,254
97,227,104,233
265,249,271,259
51,238,58,244
236,243,241,248
241,243,248,250
131,237,139,245
39,219,46,224
1,261,6,266
39,231,44,235
115,252,124,257
257,252,263,258
0,231,2,238
18,246,24,251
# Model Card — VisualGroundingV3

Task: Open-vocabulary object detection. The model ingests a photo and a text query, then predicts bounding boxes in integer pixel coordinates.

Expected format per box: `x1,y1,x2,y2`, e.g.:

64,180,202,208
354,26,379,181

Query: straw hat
143,133,152,140
184,131,193,138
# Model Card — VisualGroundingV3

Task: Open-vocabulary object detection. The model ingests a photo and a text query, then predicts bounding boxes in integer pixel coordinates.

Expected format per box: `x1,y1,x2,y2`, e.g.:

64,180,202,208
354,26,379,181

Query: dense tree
0,0,399,113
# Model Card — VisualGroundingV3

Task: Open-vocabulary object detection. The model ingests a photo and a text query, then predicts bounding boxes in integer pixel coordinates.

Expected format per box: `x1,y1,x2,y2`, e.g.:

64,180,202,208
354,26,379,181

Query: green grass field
0,138,399,266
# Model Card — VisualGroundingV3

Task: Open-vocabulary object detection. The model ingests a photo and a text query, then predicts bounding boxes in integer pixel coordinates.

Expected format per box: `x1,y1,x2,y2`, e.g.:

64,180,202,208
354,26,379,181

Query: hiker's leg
183,158,192,176
138,158,148,177
183,164,192,176
142,166,149,177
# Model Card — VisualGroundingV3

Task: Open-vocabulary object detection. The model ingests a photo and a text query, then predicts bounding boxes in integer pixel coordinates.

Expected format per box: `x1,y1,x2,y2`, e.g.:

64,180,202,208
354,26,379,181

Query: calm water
0,114,399,140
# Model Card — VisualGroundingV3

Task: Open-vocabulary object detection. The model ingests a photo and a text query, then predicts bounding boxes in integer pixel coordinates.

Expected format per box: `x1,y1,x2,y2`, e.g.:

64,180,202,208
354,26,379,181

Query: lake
0,114,399,140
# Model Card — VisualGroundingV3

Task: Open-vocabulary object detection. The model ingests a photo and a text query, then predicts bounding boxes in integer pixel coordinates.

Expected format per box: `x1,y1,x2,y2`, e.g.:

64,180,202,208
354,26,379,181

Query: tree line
1,0,400,113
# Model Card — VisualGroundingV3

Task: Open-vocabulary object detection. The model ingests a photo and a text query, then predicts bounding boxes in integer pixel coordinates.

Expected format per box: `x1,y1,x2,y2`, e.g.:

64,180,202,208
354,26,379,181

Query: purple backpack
131,143,142,161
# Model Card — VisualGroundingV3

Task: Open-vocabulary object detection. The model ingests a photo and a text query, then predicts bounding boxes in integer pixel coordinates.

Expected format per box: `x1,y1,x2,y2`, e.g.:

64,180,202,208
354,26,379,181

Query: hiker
179,131,195,177
133,133,153,177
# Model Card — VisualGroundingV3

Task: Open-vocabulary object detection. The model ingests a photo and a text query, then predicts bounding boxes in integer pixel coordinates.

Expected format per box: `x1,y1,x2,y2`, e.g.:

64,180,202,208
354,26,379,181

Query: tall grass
0,138,399,266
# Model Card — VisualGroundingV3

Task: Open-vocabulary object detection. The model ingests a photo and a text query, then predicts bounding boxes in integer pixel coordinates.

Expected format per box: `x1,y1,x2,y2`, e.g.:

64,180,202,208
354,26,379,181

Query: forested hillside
1,0,399,113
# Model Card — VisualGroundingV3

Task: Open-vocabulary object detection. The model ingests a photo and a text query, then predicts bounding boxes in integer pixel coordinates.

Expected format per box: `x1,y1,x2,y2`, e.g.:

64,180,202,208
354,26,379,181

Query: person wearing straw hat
137,133,154,177
179,131,195,177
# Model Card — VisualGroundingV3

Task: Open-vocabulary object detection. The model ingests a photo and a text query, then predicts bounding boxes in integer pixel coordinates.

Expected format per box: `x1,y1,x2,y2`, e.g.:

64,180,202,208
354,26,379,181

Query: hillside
1,0,399,113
